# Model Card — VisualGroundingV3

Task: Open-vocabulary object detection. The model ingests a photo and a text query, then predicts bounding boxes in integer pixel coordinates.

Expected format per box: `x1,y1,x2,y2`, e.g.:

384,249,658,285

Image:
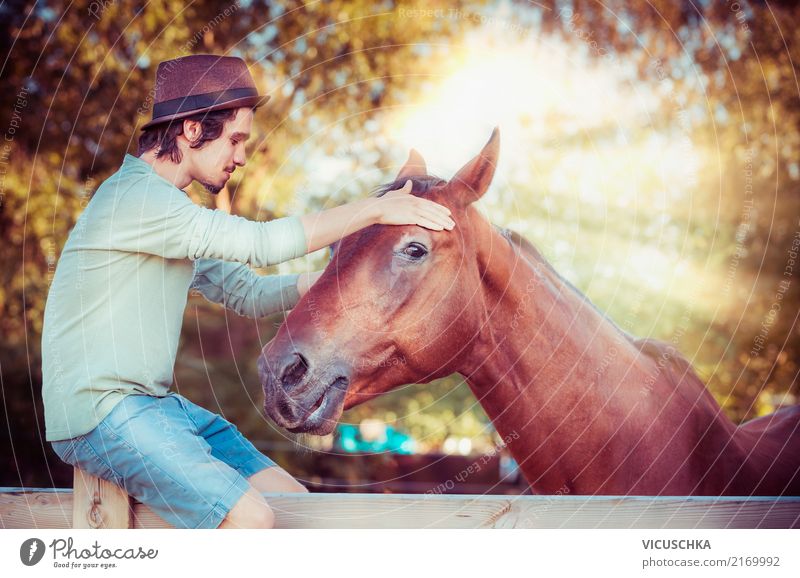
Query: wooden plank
71,469,132,529
262,494,800,529
1,490,799,529
0,489,73,529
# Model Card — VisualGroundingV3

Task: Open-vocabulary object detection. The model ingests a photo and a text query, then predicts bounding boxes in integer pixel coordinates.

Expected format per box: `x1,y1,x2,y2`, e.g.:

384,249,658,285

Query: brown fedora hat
141,54,269,130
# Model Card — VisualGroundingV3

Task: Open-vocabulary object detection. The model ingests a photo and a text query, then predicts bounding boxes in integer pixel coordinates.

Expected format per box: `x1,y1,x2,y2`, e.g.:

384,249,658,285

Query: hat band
152,87,259,120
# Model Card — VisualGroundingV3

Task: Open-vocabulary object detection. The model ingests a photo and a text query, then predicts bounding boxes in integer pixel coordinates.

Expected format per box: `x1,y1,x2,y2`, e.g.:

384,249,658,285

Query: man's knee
219,486,275,529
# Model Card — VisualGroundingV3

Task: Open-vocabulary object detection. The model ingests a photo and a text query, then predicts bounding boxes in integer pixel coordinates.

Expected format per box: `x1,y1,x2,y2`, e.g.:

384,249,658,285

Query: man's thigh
170,393,292,478
51,394,253,529
170,393,308,492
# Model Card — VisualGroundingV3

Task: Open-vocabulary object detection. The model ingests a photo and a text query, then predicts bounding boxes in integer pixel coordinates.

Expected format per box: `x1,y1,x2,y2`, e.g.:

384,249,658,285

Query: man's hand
299,180,455,254
369,180,455,231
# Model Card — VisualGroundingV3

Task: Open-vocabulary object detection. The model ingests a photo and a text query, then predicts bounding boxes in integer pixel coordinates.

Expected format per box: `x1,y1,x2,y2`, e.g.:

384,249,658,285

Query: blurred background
1,0,798,494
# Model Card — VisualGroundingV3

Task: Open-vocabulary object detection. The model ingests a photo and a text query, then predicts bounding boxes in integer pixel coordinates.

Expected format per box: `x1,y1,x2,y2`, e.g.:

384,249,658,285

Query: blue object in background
336,424,415,454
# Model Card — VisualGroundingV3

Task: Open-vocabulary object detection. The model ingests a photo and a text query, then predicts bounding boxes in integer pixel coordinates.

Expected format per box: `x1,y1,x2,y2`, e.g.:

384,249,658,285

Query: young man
42,55,454,529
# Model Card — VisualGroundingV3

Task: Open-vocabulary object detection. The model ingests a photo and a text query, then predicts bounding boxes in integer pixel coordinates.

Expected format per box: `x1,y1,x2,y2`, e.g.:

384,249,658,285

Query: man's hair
137,107,244,162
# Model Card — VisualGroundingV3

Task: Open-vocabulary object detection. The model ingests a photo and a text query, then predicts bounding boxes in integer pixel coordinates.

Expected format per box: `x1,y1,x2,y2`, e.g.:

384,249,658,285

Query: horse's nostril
281,352,309,390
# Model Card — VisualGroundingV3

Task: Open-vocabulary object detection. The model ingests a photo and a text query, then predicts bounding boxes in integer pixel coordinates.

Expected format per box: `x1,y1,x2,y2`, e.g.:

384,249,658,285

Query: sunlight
385,27,707,298
387,29,656,180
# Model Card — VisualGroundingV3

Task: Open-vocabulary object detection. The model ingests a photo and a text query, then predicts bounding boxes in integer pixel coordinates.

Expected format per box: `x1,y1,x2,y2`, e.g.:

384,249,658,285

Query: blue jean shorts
50,393,277,529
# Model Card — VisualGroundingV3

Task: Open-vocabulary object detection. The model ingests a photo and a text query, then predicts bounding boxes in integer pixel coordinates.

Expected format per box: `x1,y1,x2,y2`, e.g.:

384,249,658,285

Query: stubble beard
201,180,223,195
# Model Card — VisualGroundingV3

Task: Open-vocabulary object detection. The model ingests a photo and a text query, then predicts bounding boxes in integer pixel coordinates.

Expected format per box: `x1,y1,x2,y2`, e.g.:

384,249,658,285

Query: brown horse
259,129,800,496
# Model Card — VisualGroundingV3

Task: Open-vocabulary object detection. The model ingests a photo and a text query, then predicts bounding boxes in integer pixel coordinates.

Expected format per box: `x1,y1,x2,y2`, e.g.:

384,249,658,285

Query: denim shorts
50,392,277,529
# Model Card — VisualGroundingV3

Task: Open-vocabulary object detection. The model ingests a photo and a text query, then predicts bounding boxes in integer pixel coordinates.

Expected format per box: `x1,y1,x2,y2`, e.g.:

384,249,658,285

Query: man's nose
233,145,247,167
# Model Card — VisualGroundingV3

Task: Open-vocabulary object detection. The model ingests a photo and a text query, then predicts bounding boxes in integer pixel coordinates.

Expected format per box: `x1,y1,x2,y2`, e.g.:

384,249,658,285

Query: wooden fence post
72,468,132,529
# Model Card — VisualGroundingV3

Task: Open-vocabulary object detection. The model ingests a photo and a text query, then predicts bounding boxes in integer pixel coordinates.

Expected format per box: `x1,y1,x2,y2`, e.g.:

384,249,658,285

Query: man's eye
231,139,240,146
400,242,428,260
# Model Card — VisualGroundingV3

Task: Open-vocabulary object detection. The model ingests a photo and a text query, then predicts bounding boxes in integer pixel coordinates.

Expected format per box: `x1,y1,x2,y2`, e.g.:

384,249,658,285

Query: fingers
418,197,451,217
412,202,454,230
417,207,455,230
392,179,413,194
415,217,446,231
416,198,454,229
385,183,451,213
380,182,456,230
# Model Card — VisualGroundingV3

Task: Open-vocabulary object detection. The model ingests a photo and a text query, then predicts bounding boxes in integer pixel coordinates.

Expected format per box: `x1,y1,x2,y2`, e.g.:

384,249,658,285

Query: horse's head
259,129,501,434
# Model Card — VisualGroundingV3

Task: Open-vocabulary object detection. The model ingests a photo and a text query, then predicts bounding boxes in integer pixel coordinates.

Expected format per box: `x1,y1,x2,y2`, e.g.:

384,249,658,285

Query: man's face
185,107,253,194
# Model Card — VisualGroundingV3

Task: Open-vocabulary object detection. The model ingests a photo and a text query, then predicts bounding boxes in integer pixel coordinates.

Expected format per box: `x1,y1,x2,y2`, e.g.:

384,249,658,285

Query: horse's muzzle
258,348,350,434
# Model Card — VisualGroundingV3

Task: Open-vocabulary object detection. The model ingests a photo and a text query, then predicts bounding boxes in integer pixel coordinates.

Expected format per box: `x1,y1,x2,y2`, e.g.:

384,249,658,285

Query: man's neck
138,150,193,190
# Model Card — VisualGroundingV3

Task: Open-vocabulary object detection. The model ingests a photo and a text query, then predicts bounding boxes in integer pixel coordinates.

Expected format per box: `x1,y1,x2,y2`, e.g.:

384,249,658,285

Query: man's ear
183,118,202,144
395,149,428,181
450,128,500,206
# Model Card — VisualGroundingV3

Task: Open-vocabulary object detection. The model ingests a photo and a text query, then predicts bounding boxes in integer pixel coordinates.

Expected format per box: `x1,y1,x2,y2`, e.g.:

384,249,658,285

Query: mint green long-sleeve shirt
42,154,308,441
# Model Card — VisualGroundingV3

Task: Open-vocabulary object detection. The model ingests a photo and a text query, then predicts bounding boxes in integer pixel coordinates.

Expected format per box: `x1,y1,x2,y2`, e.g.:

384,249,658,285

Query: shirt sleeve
109,174,308,267
191,258,302,318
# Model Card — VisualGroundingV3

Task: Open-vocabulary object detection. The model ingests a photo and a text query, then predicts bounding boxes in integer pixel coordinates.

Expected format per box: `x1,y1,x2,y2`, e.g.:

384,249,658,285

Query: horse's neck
459,216,739,494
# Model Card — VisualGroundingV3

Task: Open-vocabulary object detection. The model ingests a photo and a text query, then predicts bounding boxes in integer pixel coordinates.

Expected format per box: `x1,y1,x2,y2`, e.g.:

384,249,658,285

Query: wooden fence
2,469,799,529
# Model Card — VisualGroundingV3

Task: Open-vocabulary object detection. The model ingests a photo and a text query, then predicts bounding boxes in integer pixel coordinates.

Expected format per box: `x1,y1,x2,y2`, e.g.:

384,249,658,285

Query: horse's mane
372,175,447,197
497,225,711,398
370,176,708,396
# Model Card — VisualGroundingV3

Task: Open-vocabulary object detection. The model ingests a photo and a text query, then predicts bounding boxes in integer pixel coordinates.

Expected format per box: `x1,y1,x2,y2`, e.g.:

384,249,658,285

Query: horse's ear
395,149,428,181
450,128,500,206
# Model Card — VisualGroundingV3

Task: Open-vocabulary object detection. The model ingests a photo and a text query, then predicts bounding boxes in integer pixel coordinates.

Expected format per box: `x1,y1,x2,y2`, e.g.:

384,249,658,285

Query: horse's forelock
372,175,446,198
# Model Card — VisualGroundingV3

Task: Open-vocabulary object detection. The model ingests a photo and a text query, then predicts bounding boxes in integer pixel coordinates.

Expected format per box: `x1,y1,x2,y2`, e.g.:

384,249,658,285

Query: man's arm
192,259,299,318
109,175,307,267
111,177,452,266
192,259,325,318
299,180,455,253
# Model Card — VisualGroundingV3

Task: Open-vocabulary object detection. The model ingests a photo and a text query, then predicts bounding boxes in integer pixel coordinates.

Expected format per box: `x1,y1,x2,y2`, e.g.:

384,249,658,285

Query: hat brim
140,94,270,130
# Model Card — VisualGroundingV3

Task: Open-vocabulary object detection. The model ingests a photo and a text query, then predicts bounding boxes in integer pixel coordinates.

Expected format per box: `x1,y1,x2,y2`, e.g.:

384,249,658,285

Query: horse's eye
401,242,428,260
